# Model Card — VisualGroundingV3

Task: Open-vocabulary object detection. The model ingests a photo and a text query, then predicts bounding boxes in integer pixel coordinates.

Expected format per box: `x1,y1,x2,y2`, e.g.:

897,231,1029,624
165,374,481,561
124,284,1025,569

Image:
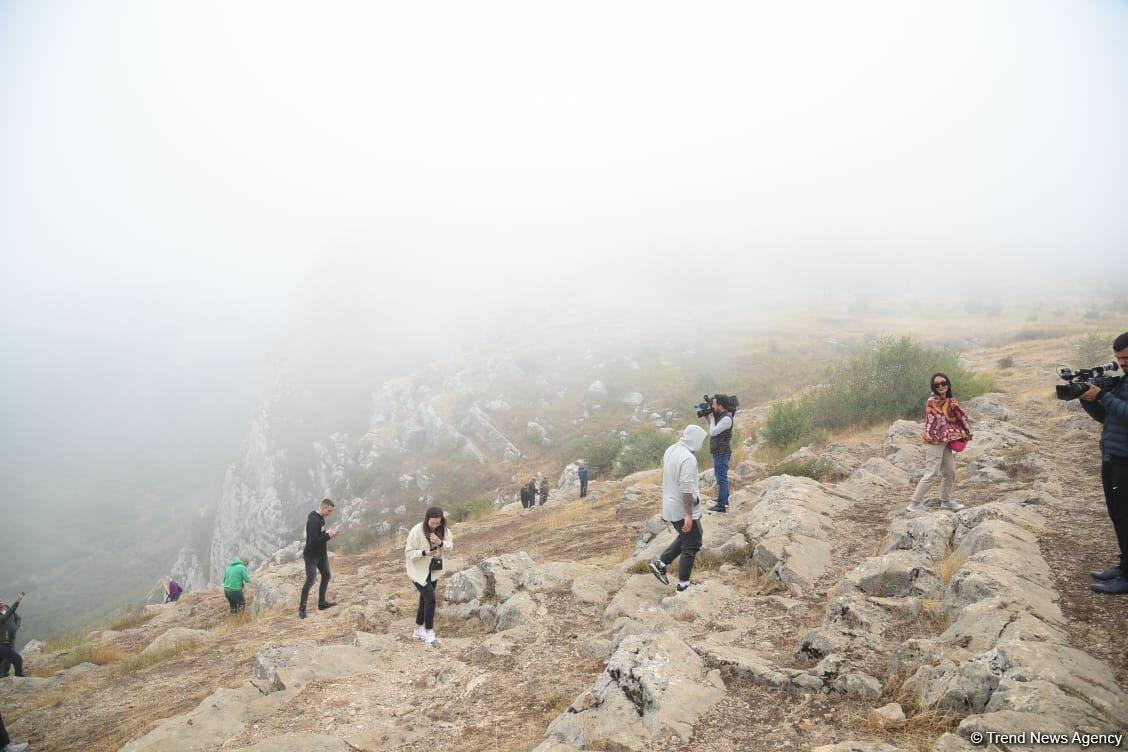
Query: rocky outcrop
459,406,522,461
536,632,725,751
140,627,208,657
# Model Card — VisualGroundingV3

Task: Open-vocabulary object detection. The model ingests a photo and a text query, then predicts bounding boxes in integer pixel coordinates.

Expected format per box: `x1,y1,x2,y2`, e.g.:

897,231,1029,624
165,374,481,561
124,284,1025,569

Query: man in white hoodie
649,425,707,592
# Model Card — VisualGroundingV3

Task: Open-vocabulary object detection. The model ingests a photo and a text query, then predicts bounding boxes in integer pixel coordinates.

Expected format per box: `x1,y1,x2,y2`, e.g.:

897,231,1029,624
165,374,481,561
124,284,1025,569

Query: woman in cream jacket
405,506,453,644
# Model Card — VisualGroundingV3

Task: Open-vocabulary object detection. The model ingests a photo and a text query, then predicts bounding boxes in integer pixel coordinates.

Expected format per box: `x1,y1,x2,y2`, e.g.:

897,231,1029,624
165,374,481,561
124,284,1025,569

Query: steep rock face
208,414,295,584
169,547,208,593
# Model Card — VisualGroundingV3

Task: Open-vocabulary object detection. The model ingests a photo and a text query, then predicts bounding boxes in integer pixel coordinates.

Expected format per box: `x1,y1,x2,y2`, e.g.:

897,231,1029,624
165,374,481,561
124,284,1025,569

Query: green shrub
613,429,673,479
997,356,1015,369
766,458,838,482
806,336,989,430
1073,332,1114,365
567,433,623,478
448,496,492,523
760,400,824,450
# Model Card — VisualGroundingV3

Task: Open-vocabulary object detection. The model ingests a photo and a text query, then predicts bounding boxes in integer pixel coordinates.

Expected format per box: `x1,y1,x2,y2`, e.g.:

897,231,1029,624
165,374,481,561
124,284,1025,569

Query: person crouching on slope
405,505,453,645
223,557,251,614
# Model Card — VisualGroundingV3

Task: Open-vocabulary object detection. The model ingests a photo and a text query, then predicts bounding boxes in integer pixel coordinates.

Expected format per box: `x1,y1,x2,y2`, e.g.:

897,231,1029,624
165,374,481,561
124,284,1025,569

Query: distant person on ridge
299,499,339,619
405,505,453,645
907,373,972,514
577,460,589,498
164,578,182,604
519,482,532,509
222,557,251,614
538,477,549,506
1,707,29,752
0,592,26,679
648,425,707,593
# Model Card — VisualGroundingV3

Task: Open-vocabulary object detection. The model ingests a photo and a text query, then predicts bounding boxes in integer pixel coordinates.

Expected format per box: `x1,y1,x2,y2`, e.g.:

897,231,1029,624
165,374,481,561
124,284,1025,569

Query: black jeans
579,478,588,497
1102,460,1128,569
224,589,245,614
659,517,704,582
1,708,10,746
300,554,331,609
0,644,23,678
414,577,437,630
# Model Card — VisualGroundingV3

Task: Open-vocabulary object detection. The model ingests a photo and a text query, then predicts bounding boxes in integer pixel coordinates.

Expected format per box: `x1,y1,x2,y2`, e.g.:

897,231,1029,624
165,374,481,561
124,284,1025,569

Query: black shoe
675,580,696,593
317,601,336,610
707,504,727,513
1090,577,1128,595
298,607,307,619
1091,565,1124,581
648,560,669,586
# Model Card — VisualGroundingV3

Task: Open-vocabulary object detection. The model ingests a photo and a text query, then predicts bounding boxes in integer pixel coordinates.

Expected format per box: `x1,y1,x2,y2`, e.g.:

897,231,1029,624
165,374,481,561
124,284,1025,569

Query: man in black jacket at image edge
1079,330,1128,595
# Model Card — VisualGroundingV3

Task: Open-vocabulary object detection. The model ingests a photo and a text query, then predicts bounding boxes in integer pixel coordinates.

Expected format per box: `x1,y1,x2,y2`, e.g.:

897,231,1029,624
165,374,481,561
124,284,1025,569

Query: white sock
679,580,690,587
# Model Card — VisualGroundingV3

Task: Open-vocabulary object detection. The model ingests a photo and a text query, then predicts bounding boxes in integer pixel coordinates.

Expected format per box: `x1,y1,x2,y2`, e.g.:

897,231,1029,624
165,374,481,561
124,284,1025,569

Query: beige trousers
911,442,956,504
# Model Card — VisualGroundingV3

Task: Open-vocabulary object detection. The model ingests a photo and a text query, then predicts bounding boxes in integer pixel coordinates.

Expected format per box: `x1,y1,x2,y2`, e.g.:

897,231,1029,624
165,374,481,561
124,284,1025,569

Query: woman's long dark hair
930,372,954,397
422,506,447,544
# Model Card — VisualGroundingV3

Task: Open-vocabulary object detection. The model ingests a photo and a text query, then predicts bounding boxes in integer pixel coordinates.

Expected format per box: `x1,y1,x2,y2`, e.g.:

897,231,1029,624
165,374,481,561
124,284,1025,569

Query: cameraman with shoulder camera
705,395,736,513
1079,331,1128,595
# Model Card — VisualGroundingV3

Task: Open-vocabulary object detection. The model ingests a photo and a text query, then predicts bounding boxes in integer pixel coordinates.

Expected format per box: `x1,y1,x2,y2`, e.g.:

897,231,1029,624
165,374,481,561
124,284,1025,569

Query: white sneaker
411,625,426,641
5,743,29,752
423,629,436,644
906,502,927,513
940,499,965,511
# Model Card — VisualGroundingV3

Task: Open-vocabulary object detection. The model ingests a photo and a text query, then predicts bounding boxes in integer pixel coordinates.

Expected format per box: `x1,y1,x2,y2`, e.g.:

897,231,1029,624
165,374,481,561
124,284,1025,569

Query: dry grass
936,548,968,586
105,610,156,632
109,641,202,677
694,546,752,572
840,703,960,751
433,610,495,638
51,642,127,671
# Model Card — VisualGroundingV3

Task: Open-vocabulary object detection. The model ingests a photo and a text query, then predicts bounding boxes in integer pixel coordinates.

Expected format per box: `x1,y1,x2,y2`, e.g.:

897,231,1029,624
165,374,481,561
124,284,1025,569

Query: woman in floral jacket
908,372,973,513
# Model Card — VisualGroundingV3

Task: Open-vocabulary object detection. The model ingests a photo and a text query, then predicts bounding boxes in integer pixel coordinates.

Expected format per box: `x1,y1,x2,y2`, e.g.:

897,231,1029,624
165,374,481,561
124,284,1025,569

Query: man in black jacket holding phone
298,499,339,619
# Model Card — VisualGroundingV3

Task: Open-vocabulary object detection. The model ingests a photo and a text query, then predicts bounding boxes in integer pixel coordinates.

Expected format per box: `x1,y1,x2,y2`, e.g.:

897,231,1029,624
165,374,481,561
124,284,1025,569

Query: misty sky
1,1,1127,490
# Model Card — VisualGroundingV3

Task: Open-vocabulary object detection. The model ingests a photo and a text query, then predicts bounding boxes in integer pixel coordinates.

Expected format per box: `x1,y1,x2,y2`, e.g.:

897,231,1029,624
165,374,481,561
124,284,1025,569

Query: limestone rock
842,457,911,497
841,550,942,599
881,514,957,560
236,733,350,751
496,591,539,631
965,394,1012,422
140,627,208,657
872,702,906,727
833,671,882,700
541,632,725,750
251,559,305,618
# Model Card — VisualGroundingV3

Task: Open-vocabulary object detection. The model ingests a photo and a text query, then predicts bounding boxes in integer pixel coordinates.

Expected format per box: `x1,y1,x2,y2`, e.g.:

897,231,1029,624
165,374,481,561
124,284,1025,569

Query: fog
1,1,1126,632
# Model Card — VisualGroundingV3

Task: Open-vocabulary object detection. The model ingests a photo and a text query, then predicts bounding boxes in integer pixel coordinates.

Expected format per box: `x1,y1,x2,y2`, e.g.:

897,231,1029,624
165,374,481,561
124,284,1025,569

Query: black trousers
1102,460,1128,568
300,554,331,609
414,577,436,630
0,644,23,678
224,588,245,614
579,478,588,497
1,708,10,746
659,517,704,582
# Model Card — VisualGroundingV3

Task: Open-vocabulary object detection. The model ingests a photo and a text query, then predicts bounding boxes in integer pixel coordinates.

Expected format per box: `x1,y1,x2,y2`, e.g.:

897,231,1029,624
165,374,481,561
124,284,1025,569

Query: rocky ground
2,343,1126,752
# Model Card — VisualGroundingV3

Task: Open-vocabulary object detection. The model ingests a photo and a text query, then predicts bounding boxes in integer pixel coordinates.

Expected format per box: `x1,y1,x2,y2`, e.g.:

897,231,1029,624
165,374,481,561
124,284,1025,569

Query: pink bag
948,439,967,452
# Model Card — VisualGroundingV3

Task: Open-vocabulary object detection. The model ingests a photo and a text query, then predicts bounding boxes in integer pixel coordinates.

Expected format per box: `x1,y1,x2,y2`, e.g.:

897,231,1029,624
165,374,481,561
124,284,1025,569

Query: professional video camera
693,394,740,418
1055,361,1120,401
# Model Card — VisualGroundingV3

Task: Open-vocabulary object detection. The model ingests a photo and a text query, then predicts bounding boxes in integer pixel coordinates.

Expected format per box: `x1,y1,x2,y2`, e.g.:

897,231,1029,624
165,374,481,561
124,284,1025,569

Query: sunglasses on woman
933,381,949,387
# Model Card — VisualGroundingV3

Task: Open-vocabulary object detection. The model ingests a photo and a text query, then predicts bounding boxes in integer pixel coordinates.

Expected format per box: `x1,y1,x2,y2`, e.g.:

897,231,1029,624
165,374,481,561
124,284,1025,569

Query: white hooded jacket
661,425,706,522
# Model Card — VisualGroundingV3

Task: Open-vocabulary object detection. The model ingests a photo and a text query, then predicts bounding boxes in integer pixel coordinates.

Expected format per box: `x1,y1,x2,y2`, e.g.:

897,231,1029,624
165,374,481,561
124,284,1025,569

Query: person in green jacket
223,556,251,614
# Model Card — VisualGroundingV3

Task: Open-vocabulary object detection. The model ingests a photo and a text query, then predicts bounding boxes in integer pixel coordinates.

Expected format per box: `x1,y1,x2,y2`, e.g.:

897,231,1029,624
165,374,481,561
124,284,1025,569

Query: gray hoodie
661,425,706,521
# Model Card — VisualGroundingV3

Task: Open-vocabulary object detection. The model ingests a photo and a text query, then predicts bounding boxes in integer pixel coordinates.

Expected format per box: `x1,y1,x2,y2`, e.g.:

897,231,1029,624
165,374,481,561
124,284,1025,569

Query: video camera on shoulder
1055,361,1120,400
693,394,740,418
